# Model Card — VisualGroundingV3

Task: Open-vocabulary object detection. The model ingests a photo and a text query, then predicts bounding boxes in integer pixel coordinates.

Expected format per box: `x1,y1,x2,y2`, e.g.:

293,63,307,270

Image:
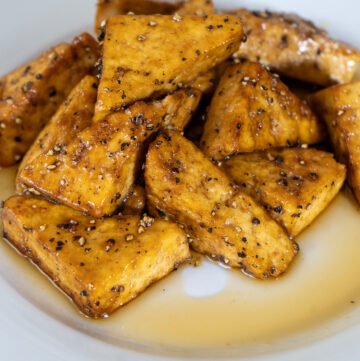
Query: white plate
1,1,360,360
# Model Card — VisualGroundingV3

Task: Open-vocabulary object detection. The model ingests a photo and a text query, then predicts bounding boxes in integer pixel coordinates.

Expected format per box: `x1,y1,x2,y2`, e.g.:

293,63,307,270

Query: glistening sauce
1,167,360,356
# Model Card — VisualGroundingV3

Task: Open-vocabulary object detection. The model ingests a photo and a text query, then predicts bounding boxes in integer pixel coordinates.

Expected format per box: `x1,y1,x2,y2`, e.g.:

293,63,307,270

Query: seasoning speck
78,237,86,247
137,34,146,42
125,234,134,242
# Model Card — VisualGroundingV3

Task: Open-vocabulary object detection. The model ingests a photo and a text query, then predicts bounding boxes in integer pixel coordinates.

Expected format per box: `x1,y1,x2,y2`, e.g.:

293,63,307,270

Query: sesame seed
78,237,86,247
125,234,134,241
39,225,46,232
137,34,146,41
138,226,145,234
173,13,183,22
53,144,61,152
148,20,157,27
105,239,115,252
15,117,22,124
46,164,57,170
59,178,67,186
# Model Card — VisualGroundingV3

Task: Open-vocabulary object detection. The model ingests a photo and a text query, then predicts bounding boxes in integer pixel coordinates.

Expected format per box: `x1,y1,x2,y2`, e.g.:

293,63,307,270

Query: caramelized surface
233,9,360,86
0,33,99,166
145,132,298,279
224,148,346,236
2,195,190,318
95,14,242,120
310,81,360,204
201,62,325,160
17,75,98,189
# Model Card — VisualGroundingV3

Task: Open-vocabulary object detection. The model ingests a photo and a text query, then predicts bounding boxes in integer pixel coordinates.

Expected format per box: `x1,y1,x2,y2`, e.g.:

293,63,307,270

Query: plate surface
1,1,360,360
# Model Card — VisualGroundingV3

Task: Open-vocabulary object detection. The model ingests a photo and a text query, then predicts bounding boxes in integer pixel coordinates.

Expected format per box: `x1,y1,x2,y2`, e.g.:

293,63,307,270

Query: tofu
178,0,214,16
309,81,360,204
18,91,194,218
18,101,162,218
17,75,98,191
232,9,360,86
223,148,346,237
145,132,298,279
200,62,325,160
0,33,99,166
95,0,181,33
161,89,202,131
95,14,243,120
2,195,190,318
121,185,146,215
188,69,217,95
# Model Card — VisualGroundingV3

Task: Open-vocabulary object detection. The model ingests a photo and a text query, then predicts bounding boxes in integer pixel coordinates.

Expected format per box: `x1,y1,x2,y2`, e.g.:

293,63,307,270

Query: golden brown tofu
2,195,190,318
309,81,360,204
0,33,99,167
161,89,202,131
17,75,98,191
178,0,214,16
223,148,346,237
95,0,181,33
201,62,325,160
145,132,298,279
18,100,162,217
232,9,360,86
188,69,217,95
121,185,146,215
18,91,194,218
95,14,243,120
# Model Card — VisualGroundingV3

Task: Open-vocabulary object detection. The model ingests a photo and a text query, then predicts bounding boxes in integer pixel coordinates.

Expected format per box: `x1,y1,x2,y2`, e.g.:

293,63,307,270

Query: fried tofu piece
188,69,217,95
223,148,346,237
145,132,298,279
232,9,360,86
2,195,190,318
18,102,162,218
178,0,214,16
200,62,325,160
0,33,99,167
17,75,98,191
95,14,242,120
161,89,202,131
18,91,194,218
121,185,146,215
95,0,181,33
309,81,360,204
